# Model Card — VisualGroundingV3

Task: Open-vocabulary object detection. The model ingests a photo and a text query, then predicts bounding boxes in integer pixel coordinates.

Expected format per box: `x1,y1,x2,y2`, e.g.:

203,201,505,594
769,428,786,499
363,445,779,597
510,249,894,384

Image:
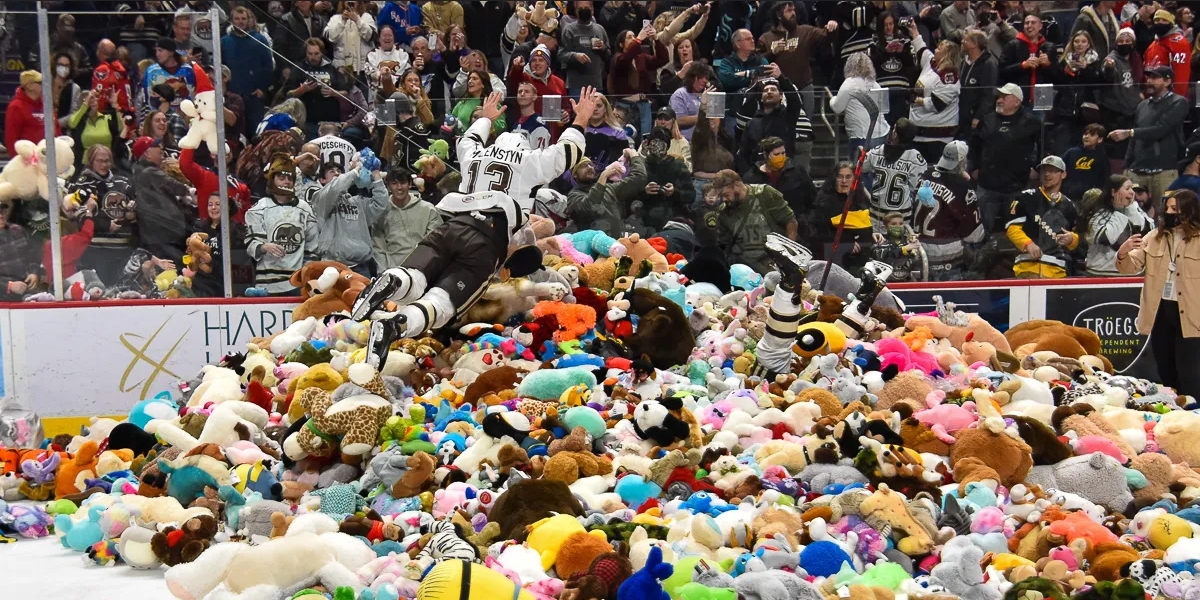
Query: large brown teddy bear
289,261,371,321
624,288,695,369
1005,320,1113,372
150,514,219,566
948,417,1033,487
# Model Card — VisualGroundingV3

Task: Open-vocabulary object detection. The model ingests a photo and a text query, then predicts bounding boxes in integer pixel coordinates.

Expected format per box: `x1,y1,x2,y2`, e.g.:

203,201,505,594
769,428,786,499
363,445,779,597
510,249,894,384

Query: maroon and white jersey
915,167,984,263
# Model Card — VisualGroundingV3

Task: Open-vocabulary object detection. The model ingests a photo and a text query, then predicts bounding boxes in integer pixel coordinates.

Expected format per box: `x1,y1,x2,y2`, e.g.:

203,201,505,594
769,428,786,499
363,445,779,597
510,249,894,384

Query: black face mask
1152,22,1173,37
577,8,593,22
1116,44,1134,56
1164,213,1180,229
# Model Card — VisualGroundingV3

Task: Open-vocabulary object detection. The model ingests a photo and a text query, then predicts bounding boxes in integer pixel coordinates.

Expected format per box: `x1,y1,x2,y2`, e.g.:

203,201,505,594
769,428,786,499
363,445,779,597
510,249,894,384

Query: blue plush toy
729,264,763,291
517,367,598,401
614,475,661,510
617,546,673,600
678,491,737,516
128,392,178,429
357,147,381,187
56,504,105,551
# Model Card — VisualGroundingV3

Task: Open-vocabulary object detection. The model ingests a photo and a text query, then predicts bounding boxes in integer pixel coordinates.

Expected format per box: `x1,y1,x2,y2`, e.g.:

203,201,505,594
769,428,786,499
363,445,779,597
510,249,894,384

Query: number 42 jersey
457,116,587,212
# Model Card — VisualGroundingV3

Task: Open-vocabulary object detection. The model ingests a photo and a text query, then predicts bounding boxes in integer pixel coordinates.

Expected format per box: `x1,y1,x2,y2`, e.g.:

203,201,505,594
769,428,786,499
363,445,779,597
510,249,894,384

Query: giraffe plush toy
283,364,393,460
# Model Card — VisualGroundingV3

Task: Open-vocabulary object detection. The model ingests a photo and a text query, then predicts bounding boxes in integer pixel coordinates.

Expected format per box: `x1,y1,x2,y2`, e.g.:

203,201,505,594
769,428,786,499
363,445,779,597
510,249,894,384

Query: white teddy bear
0,135,75,202
178,63,220,152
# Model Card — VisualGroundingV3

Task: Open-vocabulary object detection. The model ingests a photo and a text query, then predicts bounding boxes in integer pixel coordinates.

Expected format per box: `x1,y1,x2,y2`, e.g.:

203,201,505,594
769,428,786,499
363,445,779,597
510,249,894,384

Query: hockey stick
820,90,881,291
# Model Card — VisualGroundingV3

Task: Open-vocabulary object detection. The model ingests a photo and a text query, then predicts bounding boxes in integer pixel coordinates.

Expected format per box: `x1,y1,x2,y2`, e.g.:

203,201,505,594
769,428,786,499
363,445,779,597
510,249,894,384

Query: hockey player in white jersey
350,87,600,366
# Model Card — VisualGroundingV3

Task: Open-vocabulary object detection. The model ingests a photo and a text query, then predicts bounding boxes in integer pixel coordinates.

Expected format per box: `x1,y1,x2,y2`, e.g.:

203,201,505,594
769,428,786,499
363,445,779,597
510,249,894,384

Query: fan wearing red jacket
1143,9,1191,96
178,147,252,225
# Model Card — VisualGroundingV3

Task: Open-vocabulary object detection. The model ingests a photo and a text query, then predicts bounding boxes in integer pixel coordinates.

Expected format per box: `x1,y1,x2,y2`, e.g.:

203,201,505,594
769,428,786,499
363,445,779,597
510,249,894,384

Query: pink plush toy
876,337,939,375
1070,435,1128,465
914,391,978,434
433,482,479,518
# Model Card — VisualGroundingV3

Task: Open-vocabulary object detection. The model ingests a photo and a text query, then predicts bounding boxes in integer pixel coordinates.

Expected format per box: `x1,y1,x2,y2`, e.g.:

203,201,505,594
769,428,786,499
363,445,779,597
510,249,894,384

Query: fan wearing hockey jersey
862,118,927,230
244,153,320,295
915,140,985,281
1005,155,1082,279
350,87,600,364
905,18,962,164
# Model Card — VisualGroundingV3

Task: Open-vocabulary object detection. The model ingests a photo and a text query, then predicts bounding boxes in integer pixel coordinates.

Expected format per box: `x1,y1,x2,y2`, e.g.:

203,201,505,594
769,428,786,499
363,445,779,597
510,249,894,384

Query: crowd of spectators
0,0,1195,299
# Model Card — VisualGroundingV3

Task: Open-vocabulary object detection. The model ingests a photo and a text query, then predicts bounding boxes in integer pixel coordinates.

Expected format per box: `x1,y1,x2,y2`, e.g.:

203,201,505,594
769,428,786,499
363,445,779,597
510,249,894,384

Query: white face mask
56,66,70,78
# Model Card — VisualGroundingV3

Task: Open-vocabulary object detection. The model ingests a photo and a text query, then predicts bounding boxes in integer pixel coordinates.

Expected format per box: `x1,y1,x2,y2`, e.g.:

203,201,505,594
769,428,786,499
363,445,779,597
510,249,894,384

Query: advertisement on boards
891,287,1015,331
11,303,296,416
1044,286,1158,380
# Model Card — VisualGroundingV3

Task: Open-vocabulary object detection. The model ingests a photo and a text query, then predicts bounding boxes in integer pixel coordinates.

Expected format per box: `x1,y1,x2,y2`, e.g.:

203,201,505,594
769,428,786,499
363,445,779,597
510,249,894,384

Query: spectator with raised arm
1109,65,1189,209
568,147,647,238
609,25,669,139
760,1,835,119
310,159,390,278
508,44,567,114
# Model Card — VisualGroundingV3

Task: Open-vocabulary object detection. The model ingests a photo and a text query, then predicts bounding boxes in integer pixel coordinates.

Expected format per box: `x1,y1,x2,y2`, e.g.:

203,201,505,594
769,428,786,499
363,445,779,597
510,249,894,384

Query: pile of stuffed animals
3,246,1200,600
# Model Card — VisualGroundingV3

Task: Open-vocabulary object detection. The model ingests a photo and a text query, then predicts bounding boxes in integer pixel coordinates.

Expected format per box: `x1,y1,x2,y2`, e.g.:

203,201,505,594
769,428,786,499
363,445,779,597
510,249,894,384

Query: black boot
365,316,404,370
350,271,406,321
764,234,813,291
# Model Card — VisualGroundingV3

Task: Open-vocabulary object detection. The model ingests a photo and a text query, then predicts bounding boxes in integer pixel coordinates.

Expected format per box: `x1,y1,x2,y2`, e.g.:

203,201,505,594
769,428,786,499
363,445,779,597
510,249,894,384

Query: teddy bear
150,514,219,566
0,135,75,202
289,262,372,321
283,365,393,460
178,64,220,152
392,451,436,499
927,536,1001,600
543,427,614,486
1005,320,1114,371
948,417,1033,488
858,484,935,556
1024,453,1135,514
182,231,212,276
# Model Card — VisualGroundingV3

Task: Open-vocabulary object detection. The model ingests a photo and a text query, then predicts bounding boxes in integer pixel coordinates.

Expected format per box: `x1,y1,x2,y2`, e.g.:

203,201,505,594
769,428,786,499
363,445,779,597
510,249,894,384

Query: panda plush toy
633,398,693,453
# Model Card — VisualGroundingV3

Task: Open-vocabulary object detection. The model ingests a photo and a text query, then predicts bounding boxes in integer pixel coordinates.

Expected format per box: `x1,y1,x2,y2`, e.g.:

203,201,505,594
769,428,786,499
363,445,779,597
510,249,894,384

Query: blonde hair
936,40,962,74
845,52,876,81
268,98,308,130
591,94,623,129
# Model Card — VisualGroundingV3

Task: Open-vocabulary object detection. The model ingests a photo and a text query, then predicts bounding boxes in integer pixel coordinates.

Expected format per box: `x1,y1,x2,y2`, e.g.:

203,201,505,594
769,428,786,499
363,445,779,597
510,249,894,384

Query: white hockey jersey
456,116,586,212
864,145,928,227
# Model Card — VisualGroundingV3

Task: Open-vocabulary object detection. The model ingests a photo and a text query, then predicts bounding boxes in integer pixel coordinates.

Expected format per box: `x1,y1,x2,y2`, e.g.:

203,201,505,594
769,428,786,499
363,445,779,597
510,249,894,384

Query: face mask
647,140,668,158
887,226,906,239
1152,23,1173,37
767,155,787,170
577,8,593,21
1163,213,1180,229
1116,44,1133,56
56,66,70,78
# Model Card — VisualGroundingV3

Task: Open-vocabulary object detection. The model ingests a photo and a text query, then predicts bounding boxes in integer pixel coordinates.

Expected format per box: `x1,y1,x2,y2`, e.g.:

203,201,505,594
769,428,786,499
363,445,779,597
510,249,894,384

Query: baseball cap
1180,141,1200,170
19,70,41,88
1146,65,1174,79
1039,155,1067,172
937,140,969,171
655,106,677,120
997,82,1024,101
156,37,180,53
132,136,161,160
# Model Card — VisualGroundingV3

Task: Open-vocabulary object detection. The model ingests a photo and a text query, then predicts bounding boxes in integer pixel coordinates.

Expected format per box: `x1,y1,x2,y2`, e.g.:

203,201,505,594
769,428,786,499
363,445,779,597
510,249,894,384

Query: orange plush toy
56,440,100,499
531,301,597,343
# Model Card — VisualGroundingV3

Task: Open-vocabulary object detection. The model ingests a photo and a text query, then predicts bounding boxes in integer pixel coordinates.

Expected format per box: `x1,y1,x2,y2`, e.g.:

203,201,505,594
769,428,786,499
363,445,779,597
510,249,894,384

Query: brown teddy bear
899,418,952,456
1051,405,1136,459
1006,320,1114,372
488,477,586,541
288,261,372,321
183,232,212,274
543,427,613,485
269,512,295,538
948,418,1033,487
392,451,436,499
150,514,219,566
752,507,806,549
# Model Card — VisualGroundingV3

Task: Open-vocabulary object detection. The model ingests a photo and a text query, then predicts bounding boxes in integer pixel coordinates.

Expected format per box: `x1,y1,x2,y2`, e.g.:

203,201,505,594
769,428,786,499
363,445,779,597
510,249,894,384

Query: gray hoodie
311,169,390,267
370,192,443,271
